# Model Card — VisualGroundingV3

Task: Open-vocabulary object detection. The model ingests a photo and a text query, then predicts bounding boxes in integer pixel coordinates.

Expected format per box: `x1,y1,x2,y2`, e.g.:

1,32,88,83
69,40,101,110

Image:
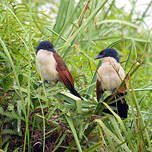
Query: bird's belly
100,74,122,91
37,64,59,82
97,64,124,91
36,51,59,82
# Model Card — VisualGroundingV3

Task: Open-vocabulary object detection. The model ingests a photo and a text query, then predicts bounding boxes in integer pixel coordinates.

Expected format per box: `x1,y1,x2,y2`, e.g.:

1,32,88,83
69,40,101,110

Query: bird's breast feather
97,61,125,91
36,50,59,81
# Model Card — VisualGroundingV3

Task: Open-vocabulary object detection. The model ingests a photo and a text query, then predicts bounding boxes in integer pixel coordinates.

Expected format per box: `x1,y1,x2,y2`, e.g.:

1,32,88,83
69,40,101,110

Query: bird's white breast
36,49,59,82
97,57,125,91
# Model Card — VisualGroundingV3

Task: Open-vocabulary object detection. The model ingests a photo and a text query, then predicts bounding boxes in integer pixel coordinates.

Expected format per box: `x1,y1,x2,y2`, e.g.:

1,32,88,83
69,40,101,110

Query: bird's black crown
36,40,56,54
95,48,120,63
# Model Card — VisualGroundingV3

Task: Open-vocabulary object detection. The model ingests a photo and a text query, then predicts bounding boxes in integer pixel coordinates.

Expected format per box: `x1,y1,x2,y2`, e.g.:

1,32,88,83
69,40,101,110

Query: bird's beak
94,54,103,60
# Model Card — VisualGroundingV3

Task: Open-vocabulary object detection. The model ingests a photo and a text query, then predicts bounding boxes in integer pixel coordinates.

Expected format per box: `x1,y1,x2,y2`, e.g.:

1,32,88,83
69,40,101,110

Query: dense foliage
0,0,151,151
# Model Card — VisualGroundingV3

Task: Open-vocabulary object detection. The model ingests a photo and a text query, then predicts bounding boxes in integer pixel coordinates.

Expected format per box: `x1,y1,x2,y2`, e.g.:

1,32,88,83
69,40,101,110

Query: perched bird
94,48,128,118
36,40,82,99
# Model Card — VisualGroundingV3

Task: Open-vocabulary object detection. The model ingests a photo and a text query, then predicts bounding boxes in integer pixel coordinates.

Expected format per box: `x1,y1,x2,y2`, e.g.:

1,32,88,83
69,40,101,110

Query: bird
94,48,128,118
36,40,82,100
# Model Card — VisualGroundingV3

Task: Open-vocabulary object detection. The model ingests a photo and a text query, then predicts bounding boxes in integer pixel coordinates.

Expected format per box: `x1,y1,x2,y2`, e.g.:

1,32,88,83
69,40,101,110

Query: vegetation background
0,0,152,151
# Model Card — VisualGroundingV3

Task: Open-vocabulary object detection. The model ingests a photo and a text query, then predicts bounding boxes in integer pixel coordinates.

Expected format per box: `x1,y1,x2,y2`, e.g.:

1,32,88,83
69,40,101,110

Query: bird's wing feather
109,58,127,94
53,53,74,87
96,79,104,102
53,53,82,99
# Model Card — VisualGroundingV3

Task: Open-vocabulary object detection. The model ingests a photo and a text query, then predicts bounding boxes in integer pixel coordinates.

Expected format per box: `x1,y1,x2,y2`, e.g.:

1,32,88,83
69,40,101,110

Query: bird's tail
69,87,83,100
102,93,129,119
65,81,83,100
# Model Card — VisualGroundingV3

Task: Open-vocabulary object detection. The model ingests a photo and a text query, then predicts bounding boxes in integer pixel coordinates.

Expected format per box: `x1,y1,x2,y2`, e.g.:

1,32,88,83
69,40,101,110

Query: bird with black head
94,48,128,118
36,40,82,100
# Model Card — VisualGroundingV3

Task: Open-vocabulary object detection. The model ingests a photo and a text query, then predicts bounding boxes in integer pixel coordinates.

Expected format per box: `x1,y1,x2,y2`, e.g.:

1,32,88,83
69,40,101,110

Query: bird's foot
36,80,58,89
35,82,43,89
112,88,116,94
47,83,57,87
36,80,48,89
47,80,58,88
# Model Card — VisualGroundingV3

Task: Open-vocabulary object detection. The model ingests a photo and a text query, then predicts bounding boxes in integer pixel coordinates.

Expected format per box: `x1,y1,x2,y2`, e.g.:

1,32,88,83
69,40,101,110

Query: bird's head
36,40,56,54
94,48,120,62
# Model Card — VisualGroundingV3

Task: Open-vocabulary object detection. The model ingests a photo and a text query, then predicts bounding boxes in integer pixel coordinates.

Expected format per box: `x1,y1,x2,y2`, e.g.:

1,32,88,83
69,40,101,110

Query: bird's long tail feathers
68,85,83,100
60,76,83,100
102,93,129,119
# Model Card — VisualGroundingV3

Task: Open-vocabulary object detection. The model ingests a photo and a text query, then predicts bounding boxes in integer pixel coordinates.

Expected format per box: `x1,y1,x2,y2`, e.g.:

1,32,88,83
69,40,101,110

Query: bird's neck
36,49,56,54
102,57,120,63
37,49,51,55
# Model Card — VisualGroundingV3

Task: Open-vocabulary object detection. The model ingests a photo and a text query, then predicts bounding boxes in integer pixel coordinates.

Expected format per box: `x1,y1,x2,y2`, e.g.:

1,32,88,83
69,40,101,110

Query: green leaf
66,116,82,152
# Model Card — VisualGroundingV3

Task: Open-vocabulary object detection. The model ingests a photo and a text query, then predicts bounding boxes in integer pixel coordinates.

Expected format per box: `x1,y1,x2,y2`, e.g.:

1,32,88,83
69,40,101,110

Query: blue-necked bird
94,48,128,118
36,40,82,99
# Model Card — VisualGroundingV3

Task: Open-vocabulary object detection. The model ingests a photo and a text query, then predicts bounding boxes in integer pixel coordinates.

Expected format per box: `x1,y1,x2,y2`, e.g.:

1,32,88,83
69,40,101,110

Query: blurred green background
0,0,151,151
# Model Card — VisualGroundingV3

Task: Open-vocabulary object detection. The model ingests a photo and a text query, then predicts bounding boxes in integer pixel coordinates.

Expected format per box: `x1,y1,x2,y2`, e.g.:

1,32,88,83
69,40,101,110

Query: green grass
0,0,152,151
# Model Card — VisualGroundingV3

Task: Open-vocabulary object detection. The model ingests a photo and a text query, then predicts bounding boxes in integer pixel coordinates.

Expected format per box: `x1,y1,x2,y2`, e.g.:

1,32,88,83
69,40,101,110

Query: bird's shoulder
53,53,67,69
53,53,74,86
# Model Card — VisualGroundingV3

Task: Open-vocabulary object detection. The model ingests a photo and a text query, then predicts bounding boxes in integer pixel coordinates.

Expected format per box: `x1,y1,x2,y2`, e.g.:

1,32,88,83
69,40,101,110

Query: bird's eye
101,52,105,55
